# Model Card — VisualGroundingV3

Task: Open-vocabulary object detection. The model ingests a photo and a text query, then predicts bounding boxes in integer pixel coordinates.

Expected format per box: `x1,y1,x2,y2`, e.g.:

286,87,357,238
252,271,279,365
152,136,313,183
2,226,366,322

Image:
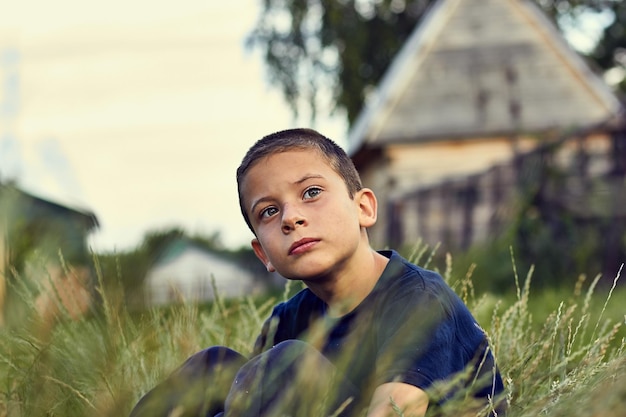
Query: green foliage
247,0,437,123
248,0,625,124
0,248,624,416
589,0,626,84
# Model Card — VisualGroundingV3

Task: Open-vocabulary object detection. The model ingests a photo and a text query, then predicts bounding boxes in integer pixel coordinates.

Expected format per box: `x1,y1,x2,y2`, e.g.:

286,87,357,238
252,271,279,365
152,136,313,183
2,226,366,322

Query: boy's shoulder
375,251,460,309
378,250,445,287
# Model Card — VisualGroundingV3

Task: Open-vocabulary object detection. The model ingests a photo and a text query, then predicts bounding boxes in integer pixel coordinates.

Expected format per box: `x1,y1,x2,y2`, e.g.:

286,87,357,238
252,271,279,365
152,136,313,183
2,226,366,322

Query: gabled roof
151,239,214,267
0,183,99,231
348,0,622,154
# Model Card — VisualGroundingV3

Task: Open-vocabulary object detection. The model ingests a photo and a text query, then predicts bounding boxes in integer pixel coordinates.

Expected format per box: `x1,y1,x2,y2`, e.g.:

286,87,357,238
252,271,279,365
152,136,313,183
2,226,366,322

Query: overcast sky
0,0,613,253
0,0,347,252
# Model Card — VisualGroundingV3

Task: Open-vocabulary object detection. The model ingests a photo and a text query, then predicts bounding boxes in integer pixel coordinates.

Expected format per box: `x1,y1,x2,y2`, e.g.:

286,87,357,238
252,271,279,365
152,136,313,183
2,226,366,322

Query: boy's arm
366,382,429,417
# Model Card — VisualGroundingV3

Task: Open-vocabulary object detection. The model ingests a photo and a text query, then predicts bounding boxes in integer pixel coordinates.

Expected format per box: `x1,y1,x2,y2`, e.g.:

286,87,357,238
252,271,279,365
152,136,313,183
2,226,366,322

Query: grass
0,251,624,417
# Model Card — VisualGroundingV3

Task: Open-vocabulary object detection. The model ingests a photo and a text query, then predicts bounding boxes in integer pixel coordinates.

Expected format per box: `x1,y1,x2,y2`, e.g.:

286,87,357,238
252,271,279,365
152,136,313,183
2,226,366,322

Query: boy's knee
178,346,247,378
129,347,247,417
271,339,317,356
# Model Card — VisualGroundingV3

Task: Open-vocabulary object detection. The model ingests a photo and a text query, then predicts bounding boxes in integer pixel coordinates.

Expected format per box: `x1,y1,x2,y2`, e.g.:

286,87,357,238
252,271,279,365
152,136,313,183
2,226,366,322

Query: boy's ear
251,238,276,273
356,188,377,228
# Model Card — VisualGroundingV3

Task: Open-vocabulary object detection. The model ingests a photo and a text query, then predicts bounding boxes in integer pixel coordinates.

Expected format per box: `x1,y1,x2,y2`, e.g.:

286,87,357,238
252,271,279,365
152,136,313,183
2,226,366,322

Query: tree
590,1,626,92
247,0,625,125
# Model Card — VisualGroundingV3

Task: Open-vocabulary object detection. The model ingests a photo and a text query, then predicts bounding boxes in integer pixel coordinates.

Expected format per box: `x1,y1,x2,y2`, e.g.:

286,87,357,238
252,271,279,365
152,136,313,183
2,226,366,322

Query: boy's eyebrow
249,174,326,214
250,196,274,215
294,174,324,184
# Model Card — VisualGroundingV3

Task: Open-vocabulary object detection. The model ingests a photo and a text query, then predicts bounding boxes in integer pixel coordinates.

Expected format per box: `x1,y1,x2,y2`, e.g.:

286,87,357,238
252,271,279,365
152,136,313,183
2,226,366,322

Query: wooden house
0,184,99,325
347,0,623,253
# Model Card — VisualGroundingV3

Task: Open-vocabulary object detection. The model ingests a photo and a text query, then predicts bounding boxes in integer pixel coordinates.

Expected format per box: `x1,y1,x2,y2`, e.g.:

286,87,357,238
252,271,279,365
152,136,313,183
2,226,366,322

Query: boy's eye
260,206,279,218
303,187,322,200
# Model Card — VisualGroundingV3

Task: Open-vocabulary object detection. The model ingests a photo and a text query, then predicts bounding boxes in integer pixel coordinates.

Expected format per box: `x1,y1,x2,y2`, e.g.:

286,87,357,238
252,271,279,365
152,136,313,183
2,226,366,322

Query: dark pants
129,340,359,417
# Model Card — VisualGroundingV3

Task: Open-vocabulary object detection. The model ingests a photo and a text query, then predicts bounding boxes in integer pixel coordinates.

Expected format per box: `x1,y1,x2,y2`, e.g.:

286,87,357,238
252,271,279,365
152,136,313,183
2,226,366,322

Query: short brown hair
236,128,363,232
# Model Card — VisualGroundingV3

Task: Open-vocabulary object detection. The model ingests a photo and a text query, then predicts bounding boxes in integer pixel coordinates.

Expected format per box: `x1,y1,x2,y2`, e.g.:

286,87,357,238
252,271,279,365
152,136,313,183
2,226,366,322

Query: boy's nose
282,217,306,233
281,206,306,233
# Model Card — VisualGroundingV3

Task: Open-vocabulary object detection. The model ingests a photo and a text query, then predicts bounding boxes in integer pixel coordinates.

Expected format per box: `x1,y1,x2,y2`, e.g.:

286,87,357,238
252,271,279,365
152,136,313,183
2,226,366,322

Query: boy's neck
304,249,389,317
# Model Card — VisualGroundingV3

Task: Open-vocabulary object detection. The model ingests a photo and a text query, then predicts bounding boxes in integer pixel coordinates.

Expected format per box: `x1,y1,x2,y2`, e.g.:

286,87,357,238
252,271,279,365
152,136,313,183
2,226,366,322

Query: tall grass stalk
0,252,624,417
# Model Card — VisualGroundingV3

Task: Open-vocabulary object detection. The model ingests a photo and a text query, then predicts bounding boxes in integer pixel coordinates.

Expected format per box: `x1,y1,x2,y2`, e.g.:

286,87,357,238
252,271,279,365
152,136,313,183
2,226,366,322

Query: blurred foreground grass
0,252,624,417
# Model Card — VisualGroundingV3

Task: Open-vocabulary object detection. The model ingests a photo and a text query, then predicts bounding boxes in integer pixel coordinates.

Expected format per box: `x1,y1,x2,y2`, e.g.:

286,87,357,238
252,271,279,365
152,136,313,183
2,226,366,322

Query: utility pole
1,46,20,181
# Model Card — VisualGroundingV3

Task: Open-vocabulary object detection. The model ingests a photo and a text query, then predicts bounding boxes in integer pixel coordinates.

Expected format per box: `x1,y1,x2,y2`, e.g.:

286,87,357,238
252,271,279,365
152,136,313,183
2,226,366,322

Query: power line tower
1,45,21,183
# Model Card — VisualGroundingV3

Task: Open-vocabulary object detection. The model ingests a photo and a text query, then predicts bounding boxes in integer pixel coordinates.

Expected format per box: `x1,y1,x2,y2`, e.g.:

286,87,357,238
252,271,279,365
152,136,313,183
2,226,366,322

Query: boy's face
240,149,376,280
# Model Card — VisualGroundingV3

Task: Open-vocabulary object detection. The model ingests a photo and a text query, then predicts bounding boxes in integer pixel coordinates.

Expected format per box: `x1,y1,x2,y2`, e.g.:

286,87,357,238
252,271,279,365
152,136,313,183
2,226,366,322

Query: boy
129,128,505,417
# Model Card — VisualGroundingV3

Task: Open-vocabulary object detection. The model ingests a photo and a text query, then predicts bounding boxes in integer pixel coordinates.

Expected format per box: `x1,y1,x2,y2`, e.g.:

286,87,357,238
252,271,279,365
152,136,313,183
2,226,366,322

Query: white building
145,240,262,306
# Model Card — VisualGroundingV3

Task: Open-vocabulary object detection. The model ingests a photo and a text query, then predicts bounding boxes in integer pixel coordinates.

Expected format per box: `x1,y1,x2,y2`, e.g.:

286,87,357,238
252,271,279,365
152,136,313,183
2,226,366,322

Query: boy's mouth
288,238,319,255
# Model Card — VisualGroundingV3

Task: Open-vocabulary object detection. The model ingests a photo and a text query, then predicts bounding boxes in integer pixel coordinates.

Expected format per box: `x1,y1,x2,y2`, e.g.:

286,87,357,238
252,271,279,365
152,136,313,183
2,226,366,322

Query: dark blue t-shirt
253,250,504,407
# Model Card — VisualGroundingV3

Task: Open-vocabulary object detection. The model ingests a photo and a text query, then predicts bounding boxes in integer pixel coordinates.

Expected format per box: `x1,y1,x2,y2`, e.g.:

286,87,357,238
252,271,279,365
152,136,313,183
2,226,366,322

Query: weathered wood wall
384,125,625,276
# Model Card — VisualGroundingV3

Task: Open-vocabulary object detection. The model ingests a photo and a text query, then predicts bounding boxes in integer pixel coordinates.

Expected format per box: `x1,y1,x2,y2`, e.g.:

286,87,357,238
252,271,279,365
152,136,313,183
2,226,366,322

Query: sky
0,0,347,252
0,0,613,253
